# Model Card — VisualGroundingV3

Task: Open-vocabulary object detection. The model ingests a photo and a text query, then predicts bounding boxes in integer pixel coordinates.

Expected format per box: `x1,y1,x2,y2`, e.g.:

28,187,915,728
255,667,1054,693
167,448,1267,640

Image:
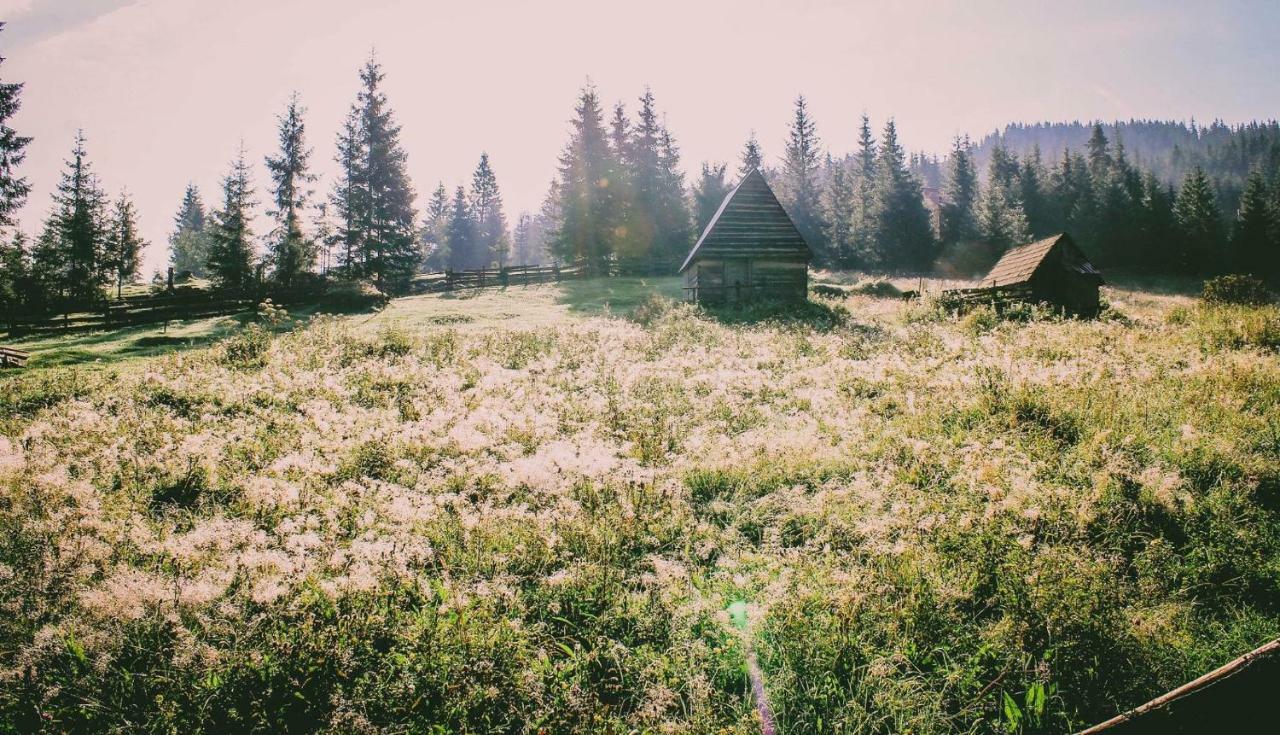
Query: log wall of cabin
684,257,808,303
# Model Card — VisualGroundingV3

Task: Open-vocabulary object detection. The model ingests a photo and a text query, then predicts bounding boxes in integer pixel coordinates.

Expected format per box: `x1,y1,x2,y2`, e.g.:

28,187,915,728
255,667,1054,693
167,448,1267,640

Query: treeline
935,124,1279,278
4,29,1280,320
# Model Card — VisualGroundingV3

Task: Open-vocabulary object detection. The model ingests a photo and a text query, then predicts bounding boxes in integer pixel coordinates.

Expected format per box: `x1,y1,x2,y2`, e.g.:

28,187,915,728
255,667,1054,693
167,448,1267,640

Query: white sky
2,0,1278,274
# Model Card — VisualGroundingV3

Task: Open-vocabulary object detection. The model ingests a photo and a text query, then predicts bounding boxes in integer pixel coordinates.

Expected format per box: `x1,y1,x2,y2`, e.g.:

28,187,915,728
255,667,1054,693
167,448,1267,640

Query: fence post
167,267,174,293
553,263,561,282
499,266,509,288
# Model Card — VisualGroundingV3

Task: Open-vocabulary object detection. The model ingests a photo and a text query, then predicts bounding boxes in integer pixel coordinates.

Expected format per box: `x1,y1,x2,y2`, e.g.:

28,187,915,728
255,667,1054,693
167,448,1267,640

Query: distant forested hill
970,119,1280,207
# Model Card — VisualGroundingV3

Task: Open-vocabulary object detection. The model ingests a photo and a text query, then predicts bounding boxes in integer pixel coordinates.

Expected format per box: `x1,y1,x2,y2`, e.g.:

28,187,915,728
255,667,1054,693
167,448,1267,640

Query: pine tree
655,125,692,260
330,106,366,277
265,93,316,287
1019,146,1052,237
822,157,855,267
0,22,32,229
103,191,144,299
470,153,510,268
940,136,980,245
206,146,257,294
169,184,210,277
354,56,418,291
1137,172,1176,267
873,119,936,269
445,185,475,270
420,182,450,269
1233,170,1276,280
1172,166,1225,274
0,230,31,317
782,95,826,256
692,161,730,235
740,131,763,176
851,114,878,266
549,85,623,269
976,177,1030,251
511,212,535,265
1086,123,1112,181
609,103,632,163
53,130,109,307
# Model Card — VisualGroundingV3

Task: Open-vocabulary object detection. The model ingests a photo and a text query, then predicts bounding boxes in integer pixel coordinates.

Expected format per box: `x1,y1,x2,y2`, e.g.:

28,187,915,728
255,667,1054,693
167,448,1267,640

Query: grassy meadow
2,276,1280,733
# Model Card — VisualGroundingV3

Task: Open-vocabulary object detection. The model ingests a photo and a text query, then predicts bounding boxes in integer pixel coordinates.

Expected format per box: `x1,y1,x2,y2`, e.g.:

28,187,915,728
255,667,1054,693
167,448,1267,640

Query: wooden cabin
957,233,1104,316
680,169,812,303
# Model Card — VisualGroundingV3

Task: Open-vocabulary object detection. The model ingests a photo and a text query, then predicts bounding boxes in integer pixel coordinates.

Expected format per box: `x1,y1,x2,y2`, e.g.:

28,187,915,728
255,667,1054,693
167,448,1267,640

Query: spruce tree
940,136,980,245
822,158,855,268
470,153,509,268
330,106,366,277
354,56,418,291
1019,146,1052,237
265,93,316,287
1086,123,1112,181
169,184,210,277
1172,167,1224,274
740,132,763,176
692,161,730,235
104,191,145,299
0,230,31,317
655,125,692,260
976,177,1030,252
0,22,32,229
1137,172,1176,267
549,85,623,269
445,185,475,270
53,130,109,307
206,146,257,294
1233,170,1276,280
851,114,878,266
872,119,936,270
511,212,534,265
420,182,450,269
782,95,826,256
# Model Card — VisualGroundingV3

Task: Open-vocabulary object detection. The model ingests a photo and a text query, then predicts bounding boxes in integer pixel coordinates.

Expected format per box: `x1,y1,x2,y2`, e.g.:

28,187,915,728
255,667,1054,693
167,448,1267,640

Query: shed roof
679,169,813,273
982,233,1103,288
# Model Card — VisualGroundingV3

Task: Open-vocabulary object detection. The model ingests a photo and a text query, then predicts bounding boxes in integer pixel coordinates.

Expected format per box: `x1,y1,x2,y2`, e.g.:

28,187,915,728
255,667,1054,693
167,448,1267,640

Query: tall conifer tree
104,191,145,299
873,119,935,269
53,131,109,307
206,146,257,293
692,162,730,235
420,182,450,268
740,131,763,176
354,56,418,290
330,107,366,276
445,185,475,270
941,137,980,245
822,158,855,267
169,184,210,277
470,153,509,267
1173,167,1224,274
0,22,31,229
1233,170,1276,279
782,95,825,255
265,93,316,286
549,85,623,269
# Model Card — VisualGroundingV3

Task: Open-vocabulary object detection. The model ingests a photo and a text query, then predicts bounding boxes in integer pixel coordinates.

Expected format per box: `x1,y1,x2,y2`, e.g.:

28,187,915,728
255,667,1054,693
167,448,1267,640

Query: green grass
3,276,1280,733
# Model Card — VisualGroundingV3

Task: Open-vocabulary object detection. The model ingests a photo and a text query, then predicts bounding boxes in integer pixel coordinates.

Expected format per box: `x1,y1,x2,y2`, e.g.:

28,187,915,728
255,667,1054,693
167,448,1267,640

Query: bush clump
1201,274,1273,306
324,278,389,312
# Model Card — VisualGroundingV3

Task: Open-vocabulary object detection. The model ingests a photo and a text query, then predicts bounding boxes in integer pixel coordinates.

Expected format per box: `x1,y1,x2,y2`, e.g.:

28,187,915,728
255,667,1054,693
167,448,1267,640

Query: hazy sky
2,0,1278,274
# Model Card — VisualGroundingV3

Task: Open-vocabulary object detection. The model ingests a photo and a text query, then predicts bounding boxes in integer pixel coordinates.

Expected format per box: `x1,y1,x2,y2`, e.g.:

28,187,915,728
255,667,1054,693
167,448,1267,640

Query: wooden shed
956,233,1104,316
679,169,812,303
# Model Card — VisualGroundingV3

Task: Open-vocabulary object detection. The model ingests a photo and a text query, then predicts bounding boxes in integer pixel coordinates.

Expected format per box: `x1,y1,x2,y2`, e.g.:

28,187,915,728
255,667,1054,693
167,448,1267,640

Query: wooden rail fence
4,258,680,335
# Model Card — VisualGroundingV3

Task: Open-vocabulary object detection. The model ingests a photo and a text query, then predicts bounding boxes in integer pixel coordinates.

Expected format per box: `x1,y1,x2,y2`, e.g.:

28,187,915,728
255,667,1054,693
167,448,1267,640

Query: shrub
323,278,388,312
849,280,904,299
1201,274,1273,306
219,323,272,368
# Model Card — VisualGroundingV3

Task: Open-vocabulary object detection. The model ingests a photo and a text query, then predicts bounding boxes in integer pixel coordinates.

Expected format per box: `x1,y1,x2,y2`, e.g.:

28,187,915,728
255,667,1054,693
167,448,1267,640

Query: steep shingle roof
679,169,812,273
982,233,1103,288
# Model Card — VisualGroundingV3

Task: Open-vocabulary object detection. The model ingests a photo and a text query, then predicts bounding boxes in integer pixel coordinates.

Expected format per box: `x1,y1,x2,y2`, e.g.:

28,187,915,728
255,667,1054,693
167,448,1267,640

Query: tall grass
1,287,1278,732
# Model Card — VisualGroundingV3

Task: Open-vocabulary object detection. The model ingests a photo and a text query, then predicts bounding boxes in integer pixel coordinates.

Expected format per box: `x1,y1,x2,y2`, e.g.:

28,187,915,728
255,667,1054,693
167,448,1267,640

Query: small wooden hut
953,233,1104,316
680,169,812,303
